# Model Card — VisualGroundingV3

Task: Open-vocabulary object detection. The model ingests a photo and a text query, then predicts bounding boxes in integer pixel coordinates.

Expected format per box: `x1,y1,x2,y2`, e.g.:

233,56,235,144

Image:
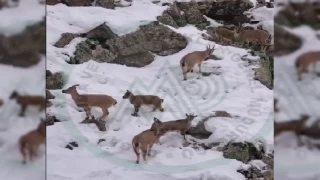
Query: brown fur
19,120,46,164
150,114,197,142
62,84,117,121
274,115,309,146
180,45,216,80
132,117,166,164
122,90,164,117
9,91,45,117
234,24,271,52
295,51,320,81
214,27,235,45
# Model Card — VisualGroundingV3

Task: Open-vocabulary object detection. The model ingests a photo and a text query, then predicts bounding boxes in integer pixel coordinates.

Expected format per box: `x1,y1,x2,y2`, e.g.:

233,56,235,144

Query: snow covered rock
0,19,45,67
177,1,207,25
46,71,65,90
96,0,114,9
207,0,253,25
72,21,187,67
274,24,302,56
54,32,80,48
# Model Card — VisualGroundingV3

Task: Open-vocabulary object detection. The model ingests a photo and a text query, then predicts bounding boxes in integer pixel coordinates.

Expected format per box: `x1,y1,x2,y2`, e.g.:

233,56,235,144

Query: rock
63,0,92,6
46,0,61,5
46,114,61,126
96,0,114,9
69,141,78,147
46,71,65,90
275,2,320,29
177,1,206,25
165,2,187,27
46,90,55,99
54,33,80,48
214,111,232,118
0,19,45,67
72,22,187,67
80,118,106,131
207,0,253,25
195,22,209,30
157,12,178,28
47,101,53,108
222,141,263,163
187,115,213,139
65,144,73,150
274,25,302,56
197,1,214,15
111,52,154,67
84,22,118,43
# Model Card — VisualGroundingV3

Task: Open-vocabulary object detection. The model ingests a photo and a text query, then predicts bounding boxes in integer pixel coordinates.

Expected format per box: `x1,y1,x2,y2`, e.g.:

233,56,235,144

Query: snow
0,0,44,36
0,0,46,179
0,58,46,180
47,0,273,179
274,2,320,179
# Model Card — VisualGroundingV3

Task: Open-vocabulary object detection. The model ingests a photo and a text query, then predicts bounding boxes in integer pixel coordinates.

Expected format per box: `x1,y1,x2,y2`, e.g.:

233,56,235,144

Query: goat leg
132,106,139,117
19,105,27,117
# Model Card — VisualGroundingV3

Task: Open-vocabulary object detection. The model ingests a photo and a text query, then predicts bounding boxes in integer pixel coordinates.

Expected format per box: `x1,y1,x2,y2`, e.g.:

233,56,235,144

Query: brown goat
295,51,320,81
234,24,271,52
62,84,117,121
122,90,164,117
151,114,197,141
180,45,216,80
9,91,46,117
274,115,309,146
132,117,166,164
19,120,46,164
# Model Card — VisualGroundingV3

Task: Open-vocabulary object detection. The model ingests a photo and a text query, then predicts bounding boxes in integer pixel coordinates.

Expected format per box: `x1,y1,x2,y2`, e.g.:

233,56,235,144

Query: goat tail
181,62,185,67
113,100,117,107
161,99,164,103
132,140,140,155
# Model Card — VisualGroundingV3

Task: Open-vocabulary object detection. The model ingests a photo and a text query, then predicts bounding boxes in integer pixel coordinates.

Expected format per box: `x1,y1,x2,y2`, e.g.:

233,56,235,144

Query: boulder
274,25,302,56
46,71,65,90
157,12,178,28
96,0,114,9
165,2,187,27
0,19,45,67
54,33,80,48
83,22,118,43
177,1,207,25
222,141,264,163
72,22,187,67
207,0,253,25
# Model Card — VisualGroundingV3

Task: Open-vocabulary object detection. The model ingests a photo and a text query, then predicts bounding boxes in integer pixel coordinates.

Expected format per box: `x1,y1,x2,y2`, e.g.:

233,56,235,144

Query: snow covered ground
47,1,273,180
0,59,46,180
274,2,320,180
0,0,45,179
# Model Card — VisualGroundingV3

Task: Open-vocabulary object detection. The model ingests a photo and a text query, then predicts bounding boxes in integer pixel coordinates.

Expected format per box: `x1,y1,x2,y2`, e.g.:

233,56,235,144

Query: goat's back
17,96,45,105
134,130,159,145
180,51,206,67
78,94,116,107
130,95,161,105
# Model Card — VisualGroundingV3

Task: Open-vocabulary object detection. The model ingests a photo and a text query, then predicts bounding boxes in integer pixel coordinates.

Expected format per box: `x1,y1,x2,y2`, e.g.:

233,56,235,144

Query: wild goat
295,51,320,81
214,27,235,45
274,115,309,146
19,120,46,164
151,114,197,141
132,117,166,164
9,91,46,117
234,24,271,52
122,90,164,117
62,84,117,121
180,45,216,80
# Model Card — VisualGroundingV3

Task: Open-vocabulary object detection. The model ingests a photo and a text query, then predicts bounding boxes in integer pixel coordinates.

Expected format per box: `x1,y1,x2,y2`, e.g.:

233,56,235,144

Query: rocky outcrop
275,1,320,29
47,0,115,9
207,0,253,25
71,22,187,67
46,114,61,126
46,71,66,90
54,33,80,48
96,0,114,9
274,25,302,56
0,19,45,67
